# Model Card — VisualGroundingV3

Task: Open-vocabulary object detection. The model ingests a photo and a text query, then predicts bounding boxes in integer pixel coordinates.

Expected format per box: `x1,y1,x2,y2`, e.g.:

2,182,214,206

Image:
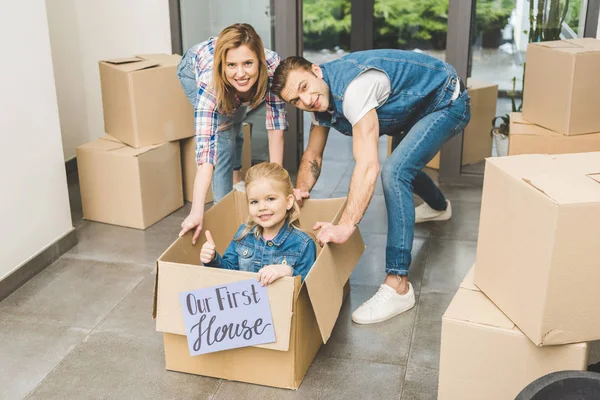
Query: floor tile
350,234,429,292
0,257,147,330
26,331,221,400
400,364,439,400
0,320,86,400
65,204,191,266
421,201,481,242
214,355,405,400
420,238,477,294
406,293,455,371
318,284,416,366
93,272,158,339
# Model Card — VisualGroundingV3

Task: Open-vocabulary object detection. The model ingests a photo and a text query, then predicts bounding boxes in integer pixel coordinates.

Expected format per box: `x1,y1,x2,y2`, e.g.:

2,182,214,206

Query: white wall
597,10,600,38
0,1,73,279
46,0,172,160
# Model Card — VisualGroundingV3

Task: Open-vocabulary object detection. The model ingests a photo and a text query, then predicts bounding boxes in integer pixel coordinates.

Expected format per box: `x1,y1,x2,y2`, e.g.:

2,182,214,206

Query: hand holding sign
200,231,216,264
258,264,293,286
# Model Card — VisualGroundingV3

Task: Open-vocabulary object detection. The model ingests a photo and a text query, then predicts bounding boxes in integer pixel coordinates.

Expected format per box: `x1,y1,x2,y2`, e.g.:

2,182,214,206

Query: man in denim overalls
271,50,471,324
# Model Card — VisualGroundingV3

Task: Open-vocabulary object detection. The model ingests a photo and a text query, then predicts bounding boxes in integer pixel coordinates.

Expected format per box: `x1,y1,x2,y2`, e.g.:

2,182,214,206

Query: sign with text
179,279,276,356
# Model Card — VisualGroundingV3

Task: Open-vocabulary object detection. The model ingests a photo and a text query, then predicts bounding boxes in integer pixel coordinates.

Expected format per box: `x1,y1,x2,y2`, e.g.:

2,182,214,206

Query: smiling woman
176,23,289,246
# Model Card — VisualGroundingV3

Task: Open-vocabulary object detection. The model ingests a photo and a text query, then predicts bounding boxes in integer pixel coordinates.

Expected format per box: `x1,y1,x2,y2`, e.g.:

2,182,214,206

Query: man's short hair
271,56,314,99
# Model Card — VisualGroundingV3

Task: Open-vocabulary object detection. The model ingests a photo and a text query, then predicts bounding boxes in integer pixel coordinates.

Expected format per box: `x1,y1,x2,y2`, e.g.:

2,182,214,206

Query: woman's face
224,45,259,94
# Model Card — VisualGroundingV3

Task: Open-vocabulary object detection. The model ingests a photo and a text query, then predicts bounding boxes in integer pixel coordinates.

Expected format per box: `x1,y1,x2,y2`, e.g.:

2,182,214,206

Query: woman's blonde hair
213,23,268,115
236,162,303,241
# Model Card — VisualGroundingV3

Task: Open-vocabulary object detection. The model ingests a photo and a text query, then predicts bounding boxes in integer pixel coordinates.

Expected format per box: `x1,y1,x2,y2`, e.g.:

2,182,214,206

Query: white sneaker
415,200,451,223
352,283,416,325
233,181,246,192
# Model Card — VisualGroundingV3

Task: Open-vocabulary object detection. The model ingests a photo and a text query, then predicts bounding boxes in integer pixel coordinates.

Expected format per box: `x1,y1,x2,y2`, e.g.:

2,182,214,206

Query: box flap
304,228,365,343
443,287,515,330
460,265,478,291
155,261,296,352
101,56,160,73
522,172,600,204
509,113,558,137
466,77,497,91
135,53,182,66
534,38,600,53
77,136,126,152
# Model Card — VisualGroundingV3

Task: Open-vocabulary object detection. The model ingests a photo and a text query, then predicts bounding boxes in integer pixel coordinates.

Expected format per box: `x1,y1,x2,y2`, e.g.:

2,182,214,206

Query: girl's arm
291,239,318,281
203,239,239,271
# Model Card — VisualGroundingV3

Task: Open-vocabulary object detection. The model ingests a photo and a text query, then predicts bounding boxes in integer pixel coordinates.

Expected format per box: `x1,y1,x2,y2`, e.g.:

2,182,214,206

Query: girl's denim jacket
203,223,317,281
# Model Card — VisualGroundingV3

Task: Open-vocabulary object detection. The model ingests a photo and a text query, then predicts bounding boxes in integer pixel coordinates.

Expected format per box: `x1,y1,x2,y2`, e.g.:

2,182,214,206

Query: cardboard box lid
532,38,600,54
444,268,515,331
78,135,163,157
99,54,179,73
510,113,561,137
466,77,498,91
488,153,600,205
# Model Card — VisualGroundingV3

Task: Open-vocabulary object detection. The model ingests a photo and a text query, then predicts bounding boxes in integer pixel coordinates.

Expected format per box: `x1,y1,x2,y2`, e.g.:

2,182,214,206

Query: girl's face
247,178,294,236
224,45,259,94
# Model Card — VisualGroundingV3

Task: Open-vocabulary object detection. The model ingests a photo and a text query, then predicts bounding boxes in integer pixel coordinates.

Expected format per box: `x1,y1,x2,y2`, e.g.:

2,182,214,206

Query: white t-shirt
342,69,391,126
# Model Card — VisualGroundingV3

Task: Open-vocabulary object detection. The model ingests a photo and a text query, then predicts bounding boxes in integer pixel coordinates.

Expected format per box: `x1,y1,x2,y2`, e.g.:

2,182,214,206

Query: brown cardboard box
99,54,193,148
475,152,600,346
522,38,600,136
439,266,591,400
181,123,252,204
394,78,497,169
76,135,184,229
509,112,600,156
152,192,365,389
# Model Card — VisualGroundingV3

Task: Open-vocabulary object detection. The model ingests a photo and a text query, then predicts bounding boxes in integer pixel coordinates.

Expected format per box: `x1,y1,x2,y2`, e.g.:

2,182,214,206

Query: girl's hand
257,264,293,286
200,231,216,264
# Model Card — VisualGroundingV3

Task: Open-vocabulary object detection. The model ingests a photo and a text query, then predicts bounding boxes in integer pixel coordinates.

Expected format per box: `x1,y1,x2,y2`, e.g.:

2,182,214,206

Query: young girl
178,23,289,246
200,163,316,286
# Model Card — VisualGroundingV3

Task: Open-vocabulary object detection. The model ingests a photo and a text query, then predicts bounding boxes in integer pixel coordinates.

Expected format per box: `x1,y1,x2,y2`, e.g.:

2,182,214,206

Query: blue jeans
381,90,471,276
177,49,247,203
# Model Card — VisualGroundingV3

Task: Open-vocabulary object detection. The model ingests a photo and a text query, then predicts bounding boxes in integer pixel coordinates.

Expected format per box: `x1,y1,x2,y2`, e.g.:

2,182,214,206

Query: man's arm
296,123,330,192
339,109,380,227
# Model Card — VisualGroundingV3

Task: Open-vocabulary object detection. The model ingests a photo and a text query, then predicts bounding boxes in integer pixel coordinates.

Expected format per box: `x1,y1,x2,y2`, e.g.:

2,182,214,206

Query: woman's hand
179,211,204,245
257,264,293,286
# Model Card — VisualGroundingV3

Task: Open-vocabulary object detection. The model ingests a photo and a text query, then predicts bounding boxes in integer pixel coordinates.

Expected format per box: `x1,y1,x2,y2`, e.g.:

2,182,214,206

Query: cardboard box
99,54,193,148
392,78,497,168
152,192,365,389
509,112,600,156
76,135,183,229
181,123,252,204
522,38,600,136
439,266,592,400
475,152,600,346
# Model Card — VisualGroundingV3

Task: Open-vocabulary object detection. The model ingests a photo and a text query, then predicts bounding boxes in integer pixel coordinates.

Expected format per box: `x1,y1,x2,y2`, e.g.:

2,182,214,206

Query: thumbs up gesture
200,230,216,264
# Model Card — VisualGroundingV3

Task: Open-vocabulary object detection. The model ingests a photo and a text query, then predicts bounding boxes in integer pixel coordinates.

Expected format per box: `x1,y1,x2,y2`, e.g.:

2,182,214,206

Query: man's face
280,64,330,112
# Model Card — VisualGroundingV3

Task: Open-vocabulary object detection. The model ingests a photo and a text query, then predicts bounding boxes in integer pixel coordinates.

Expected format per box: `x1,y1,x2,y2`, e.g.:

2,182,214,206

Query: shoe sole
415,213,451,224
351,300,416,325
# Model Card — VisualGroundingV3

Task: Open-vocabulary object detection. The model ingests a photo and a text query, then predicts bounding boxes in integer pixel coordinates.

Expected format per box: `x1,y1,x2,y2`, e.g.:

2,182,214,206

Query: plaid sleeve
194,82,219,166
264,52,289,131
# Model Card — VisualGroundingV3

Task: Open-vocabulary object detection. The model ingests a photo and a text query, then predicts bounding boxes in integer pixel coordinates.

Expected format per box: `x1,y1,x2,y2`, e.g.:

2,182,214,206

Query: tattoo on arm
309,160,321,181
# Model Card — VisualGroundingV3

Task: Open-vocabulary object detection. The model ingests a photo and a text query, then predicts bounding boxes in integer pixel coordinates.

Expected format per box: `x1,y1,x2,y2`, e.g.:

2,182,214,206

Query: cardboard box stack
153,192,365,389
387,78,498,168
80,53,244,228
509,38,600,155
439,38,600,399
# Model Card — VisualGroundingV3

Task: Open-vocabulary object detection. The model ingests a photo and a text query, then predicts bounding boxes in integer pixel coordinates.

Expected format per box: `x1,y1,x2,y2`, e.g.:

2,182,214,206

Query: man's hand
313,222,356,246
179,211,204,245
257,264,293,286
293,188,310,206
200,231,216,264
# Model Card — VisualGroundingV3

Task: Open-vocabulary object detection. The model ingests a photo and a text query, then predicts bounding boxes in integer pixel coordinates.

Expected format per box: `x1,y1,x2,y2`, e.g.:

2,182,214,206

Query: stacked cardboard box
439,38,600,399
153,192,365,388
386,78,498,168
508,38,600,156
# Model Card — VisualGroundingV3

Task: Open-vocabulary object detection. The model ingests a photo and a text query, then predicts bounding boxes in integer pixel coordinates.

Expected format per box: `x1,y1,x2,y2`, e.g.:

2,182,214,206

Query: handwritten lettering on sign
179,279,276,356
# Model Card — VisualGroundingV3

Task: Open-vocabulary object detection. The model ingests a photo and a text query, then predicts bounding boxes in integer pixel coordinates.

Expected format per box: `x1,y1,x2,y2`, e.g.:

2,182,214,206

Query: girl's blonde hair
213,23,269,116
236,162,303,241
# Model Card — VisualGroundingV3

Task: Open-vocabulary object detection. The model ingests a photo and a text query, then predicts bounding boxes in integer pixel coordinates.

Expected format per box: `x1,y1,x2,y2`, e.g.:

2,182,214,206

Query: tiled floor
1,120,484,399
